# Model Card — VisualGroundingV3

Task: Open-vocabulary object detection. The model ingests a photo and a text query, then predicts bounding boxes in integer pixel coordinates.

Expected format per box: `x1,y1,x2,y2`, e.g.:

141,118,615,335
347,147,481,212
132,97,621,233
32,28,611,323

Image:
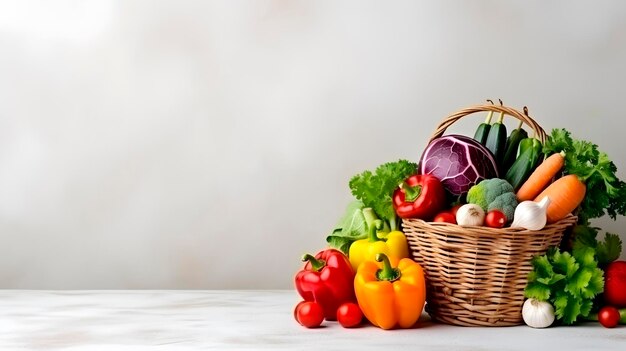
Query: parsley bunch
543,128,626,224
525,247,604,325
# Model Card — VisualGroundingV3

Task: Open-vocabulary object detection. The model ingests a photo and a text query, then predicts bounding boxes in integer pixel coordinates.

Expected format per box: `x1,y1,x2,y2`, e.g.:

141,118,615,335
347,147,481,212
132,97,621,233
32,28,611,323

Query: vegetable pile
292,101,626,330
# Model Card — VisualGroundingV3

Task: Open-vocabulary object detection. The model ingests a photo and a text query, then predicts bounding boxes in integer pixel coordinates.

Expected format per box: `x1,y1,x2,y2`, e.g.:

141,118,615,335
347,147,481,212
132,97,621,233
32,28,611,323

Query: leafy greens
326,201,369,254
570,225,623,267
525,247,604,325
348,159,418,231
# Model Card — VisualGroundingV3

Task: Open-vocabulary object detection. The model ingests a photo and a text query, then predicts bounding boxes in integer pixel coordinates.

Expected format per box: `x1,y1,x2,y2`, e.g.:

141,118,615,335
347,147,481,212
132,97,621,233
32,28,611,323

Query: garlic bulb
522,298,555,328
511,197,551,230
455,204,485,226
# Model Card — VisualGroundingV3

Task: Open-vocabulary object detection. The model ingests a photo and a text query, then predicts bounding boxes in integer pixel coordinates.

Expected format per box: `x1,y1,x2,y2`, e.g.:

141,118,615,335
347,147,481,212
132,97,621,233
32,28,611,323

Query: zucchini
484,111,507,167
502,120,528,173
473,110,494,145
505,138,542,190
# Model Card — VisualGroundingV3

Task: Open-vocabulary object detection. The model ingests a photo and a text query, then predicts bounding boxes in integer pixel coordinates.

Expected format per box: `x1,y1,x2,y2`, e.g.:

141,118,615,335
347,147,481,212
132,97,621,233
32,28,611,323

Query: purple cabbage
419,134,499,196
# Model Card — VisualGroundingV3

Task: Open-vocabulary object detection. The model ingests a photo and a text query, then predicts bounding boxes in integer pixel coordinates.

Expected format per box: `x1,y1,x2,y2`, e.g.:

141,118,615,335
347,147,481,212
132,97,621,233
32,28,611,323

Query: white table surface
0,290,624,350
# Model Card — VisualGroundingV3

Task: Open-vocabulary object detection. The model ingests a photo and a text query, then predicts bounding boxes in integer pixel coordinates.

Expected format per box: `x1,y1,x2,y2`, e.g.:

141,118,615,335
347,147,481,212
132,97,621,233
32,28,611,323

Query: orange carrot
517,151,566,202
534,174,586,223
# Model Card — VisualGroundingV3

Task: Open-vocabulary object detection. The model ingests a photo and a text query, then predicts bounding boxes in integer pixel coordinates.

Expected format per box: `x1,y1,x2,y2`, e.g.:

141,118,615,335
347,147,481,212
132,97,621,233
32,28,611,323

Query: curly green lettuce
349,160,417,231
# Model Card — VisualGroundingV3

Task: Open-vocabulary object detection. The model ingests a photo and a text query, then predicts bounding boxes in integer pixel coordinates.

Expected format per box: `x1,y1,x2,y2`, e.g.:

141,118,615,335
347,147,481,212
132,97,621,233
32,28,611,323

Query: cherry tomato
450,204,462,217
294,301,324,328
336,302,362,328
293,301,305,321
433,212,456,224
485,210,506,228
598,306,620,328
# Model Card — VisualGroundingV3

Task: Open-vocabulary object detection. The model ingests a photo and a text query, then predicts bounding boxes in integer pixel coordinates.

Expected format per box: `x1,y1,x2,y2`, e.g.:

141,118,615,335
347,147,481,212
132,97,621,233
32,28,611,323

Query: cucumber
502,120,528,173
473,110,494,145
505,138,542,190
484,111,507,167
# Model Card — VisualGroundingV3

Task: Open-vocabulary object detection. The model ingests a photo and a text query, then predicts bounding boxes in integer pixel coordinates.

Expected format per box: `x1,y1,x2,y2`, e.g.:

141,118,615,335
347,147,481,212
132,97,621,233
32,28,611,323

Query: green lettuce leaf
326,201,367,254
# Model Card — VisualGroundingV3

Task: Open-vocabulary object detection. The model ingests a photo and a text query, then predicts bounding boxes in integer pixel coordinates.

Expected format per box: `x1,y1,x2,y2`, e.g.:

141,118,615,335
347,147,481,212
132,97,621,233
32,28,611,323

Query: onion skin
455,204,485,226
522,298,555,328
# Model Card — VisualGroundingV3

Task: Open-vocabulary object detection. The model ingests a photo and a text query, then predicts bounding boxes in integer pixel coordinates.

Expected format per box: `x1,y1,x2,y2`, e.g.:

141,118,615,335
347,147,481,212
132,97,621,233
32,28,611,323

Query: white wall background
1,0,625,289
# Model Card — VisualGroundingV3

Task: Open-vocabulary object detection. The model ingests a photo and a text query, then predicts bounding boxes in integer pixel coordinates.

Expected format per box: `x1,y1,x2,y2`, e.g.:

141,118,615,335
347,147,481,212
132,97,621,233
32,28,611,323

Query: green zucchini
505,138,542,190
484,111,507,167
473,110,494,145
502,120,528,173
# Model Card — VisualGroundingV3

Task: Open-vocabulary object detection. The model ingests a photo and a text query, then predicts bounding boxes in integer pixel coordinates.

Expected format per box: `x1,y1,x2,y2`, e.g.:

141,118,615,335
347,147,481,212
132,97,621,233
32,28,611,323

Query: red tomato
433,212,456,224
293,301,306,321
294,301,324,328
450,204,462,217
336,302,362,328
605,261,626,308
485,210,506,228
598,306,620,328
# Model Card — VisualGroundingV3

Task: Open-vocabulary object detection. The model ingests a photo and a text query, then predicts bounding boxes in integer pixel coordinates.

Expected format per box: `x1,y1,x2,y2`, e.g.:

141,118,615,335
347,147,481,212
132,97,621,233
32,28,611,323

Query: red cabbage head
419,134,499,197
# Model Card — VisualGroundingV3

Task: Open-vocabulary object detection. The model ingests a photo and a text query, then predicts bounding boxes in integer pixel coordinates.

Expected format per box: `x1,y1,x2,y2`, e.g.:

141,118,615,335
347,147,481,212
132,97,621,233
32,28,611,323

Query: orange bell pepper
354,253,426,330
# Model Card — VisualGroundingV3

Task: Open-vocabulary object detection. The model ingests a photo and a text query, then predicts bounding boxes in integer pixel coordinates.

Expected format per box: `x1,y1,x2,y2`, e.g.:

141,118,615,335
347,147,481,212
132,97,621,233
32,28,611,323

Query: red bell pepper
294,249,356,320
393,174,446,220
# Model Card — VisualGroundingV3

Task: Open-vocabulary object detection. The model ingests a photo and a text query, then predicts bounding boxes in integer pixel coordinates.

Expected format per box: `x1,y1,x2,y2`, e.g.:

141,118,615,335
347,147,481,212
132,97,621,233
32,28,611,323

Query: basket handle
428,101,547,144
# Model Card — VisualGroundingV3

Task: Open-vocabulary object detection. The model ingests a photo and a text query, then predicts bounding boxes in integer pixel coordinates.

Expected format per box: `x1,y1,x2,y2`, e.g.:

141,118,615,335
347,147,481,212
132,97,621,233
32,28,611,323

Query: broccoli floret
466,178,514,210
487,192,517,222
467,178,518,222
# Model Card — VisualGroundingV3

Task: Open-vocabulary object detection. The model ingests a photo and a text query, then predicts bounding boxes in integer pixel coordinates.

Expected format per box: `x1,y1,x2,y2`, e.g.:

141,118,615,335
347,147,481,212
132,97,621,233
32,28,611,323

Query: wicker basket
402,103,578,327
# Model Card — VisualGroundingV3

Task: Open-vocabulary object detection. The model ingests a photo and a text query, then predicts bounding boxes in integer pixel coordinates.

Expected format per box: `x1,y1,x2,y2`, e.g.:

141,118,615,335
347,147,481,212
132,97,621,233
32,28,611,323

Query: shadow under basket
402,216,577,326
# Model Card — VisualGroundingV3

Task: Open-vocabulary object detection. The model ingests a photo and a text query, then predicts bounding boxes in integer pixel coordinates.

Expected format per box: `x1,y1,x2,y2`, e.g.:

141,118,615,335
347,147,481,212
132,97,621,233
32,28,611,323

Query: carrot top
543,128,626,224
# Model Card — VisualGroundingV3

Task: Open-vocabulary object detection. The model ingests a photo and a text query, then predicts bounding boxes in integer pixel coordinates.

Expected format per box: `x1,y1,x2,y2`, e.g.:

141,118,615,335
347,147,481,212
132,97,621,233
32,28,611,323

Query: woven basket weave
402,102,577,327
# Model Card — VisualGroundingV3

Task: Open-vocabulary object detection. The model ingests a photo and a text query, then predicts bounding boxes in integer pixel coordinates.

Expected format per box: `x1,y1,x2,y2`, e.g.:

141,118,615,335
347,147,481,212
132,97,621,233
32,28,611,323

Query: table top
0,290,624,350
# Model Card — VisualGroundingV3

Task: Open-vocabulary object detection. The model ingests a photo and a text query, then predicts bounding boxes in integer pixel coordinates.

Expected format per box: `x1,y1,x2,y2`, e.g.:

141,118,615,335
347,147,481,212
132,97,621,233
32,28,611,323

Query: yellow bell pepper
348,220,408,271
354,253,426,330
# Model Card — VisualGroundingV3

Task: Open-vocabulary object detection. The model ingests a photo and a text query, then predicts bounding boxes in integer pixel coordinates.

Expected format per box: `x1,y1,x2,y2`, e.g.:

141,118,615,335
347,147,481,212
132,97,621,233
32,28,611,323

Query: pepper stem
367,220,383,242
301,254,326,272
375,253,401,282
399,182,422,203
